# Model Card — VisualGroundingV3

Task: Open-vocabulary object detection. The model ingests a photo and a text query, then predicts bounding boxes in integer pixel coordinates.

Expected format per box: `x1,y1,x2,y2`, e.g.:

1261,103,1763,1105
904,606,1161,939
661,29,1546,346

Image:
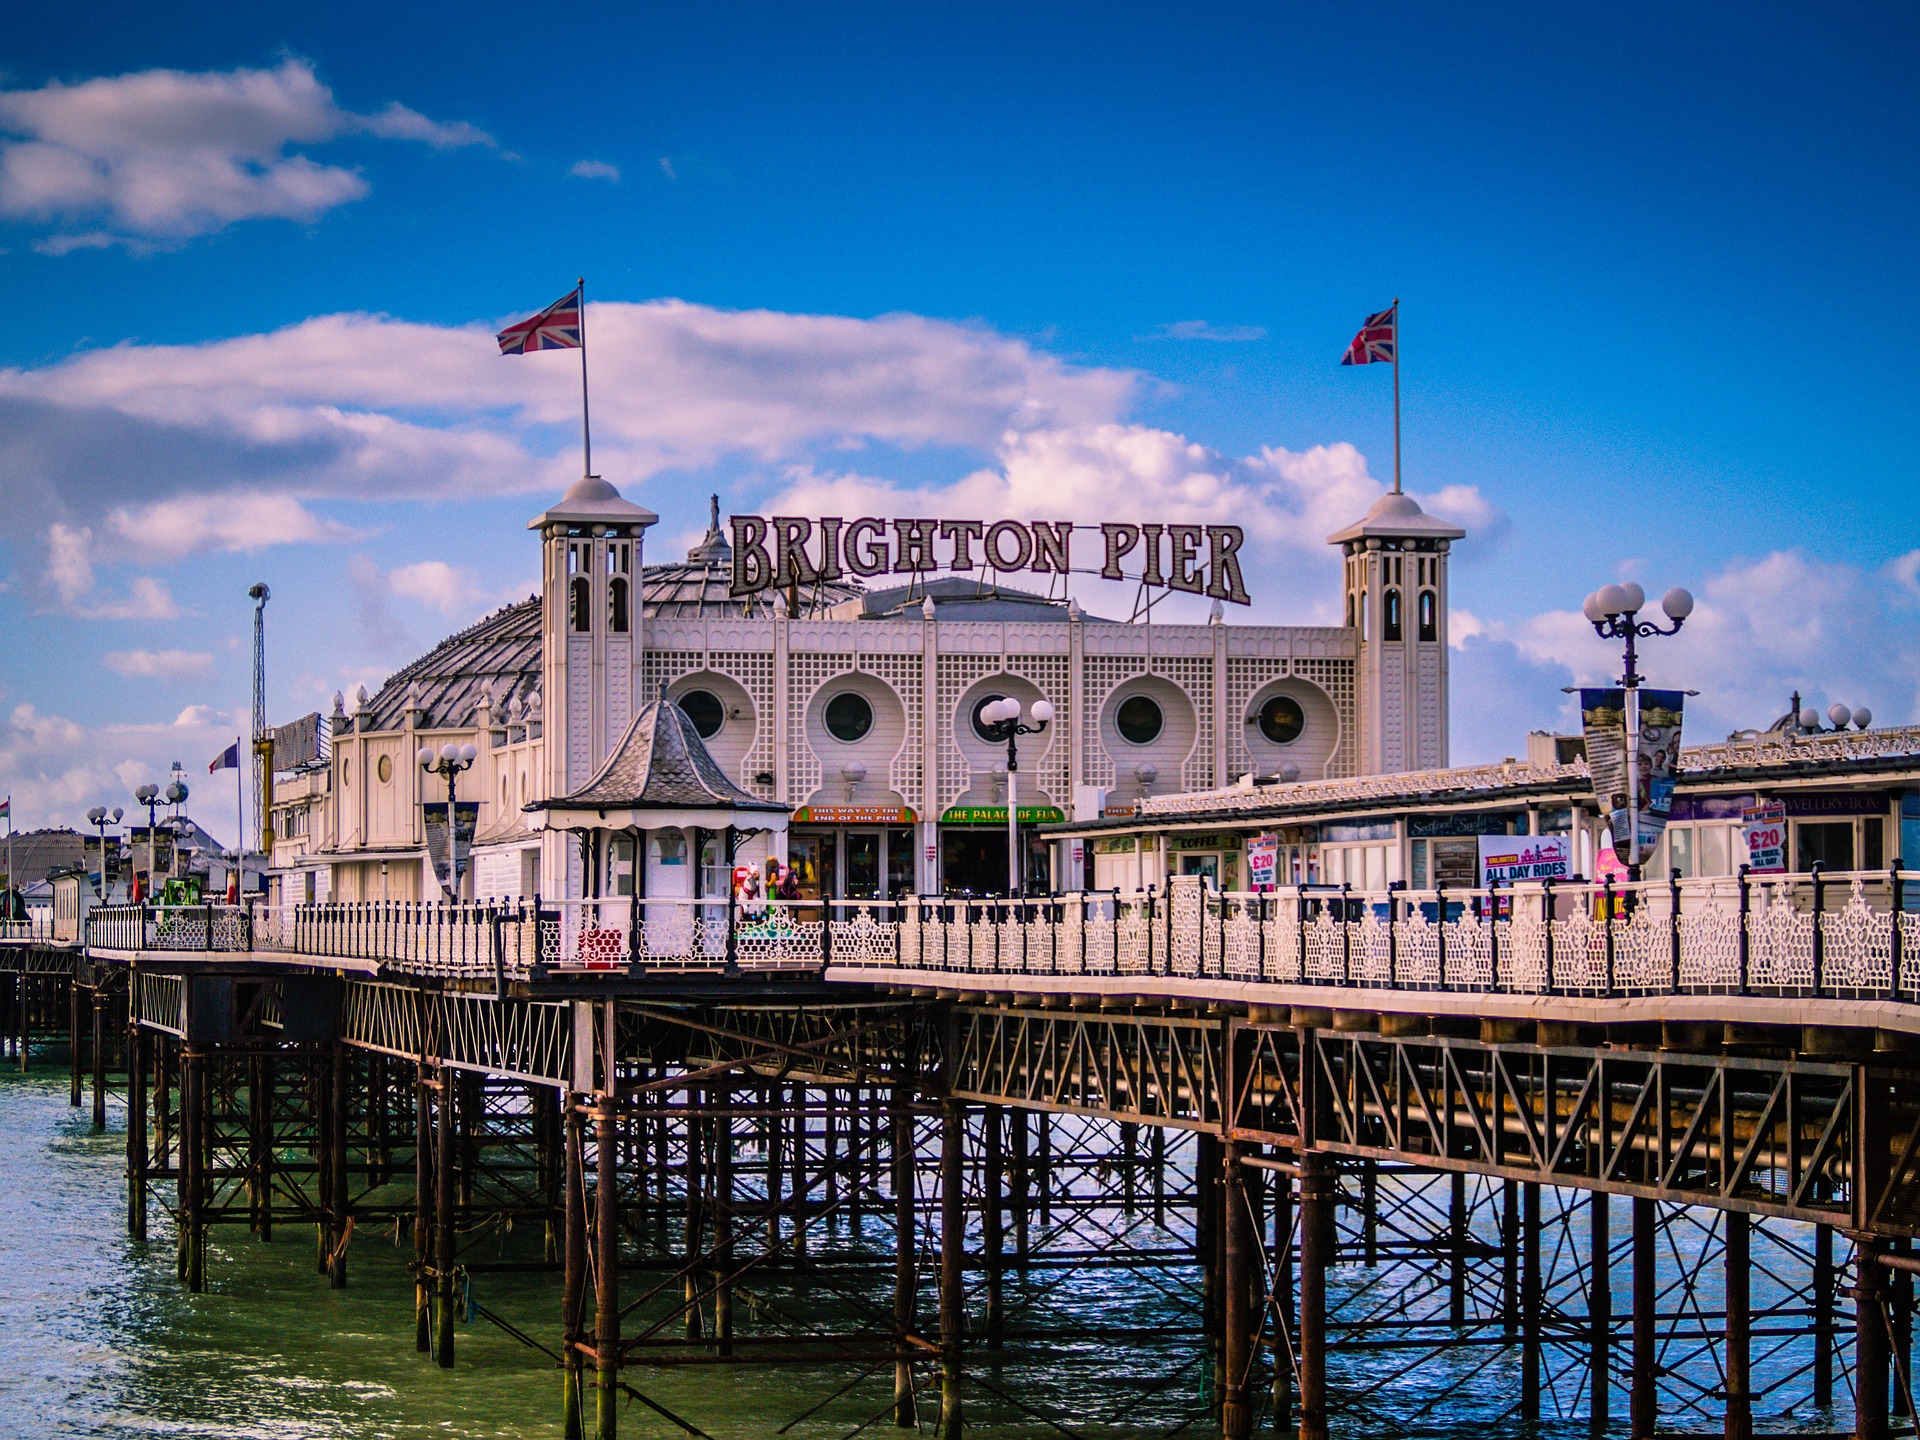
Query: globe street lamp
418,742,477,899
86,805,123,900
132,783,163,900
1581,582,1693,872
976,697,1054,896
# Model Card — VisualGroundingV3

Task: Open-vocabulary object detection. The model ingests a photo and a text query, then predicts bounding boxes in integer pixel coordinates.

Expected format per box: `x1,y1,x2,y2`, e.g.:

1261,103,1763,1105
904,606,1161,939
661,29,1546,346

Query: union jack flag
1340,303,1396,366
497,287,583,354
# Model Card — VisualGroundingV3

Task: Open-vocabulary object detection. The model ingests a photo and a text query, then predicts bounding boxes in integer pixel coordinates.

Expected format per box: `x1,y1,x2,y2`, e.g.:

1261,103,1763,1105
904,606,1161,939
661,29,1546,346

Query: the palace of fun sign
729,516,1253,606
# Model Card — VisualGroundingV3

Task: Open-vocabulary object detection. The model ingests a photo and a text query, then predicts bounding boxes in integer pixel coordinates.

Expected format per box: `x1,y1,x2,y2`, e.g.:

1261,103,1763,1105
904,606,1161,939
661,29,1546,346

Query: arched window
609,576,629,633
569,576,591,633
1383,588,1403,642
1346,592,1356,628
1359,592,1369,643
1418,589,1438,643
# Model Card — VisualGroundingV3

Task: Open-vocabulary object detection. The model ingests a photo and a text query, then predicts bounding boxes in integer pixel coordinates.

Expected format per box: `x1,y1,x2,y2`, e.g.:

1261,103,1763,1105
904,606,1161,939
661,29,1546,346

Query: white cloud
659,157,676,180
40,524,187,619
102,649,215,679
0,699,237,834
0,58,492,245
105,492,363,559
387,559,489,615
1149,320,1267,343
570,159,619,182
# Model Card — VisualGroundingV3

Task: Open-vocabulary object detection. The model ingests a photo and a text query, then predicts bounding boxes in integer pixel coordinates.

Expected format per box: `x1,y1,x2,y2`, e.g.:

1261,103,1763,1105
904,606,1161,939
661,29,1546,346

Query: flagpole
577,278,592,478
235,736,245,899
1390,297,1405,495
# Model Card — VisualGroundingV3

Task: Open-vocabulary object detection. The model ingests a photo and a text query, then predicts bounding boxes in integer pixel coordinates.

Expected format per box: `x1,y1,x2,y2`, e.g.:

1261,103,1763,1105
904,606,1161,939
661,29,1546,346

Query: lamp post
1581,581,1693,873
418,742,477,900
86,806,124,900
977,698,1054,896
133,783,162,900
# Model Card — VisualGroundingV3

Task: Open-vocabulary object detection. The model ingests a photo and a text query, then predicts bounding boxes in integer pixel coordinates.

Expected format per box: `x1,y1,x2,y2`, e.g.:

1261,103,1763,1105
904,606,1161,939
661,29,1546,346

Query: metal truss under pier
49,944,1920,1439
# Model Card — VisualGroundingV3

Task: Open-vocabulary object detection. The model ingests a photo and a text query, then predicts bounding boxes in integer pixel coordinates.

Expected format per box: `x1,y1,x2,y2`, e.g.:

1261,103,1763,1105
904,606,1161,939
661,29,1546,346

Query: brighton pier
10,475,1920,1440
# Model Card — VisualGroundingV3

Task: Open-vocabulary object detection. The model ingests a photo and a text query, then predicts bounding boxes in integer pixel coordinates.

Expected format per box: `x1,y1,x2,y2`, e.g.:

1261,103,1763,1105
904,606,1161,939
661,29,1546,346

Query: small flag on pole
0,797,9,818
496,288,584,354
208,741,241,774
1341,304,1397,366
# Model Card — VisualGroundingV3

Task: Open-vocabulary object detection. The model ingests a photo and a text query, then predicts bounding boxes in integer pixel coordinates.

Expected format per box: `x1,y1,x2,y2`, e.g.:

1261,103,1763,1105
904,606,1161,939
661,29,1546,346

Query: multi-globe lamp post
131,778,187,898
975,697,1054,897
1581,581,1693,874
85,805,123,900
418,741,477,899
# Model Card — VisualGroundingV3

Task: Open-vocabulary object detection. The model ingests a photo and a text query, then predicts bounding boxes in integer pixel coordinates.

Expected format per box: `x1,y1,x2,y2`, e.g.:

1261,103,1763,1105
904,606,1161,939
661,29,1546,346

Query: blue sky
2,3,1916,839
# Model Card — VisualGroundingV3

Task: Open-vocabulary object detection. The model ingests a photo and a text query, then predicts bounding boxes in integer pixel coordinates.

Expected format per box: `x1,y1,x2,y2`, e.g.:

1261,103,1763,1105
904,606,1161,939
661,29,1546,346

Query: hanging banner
1634,689,1686,861
423,801,479,898
1580,688,1685,865
1477,834,1572,885
1247,833,1280,892
1741,802,1788,874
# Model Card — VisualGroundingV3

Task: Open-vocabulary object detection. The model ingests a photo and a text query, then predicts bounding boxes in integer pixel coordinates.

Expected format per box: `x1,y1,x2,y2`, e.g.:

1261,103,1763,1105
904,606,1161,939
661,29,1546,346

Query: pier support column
413,1061,432,1353
714,1085,734,1357
1590,1193,1610,1436
1449,1171,1468,1326
126,1018,147,1241
1814,1224,1835,1407
327,1044,349,1288
593,1087,620,1440
91,986,108,1131
69,980,82,1107
434,1066,456,1368
180,1044,205,1292
1631,1198,1657,1438
1522,1182,1542,1422
561,1093,586,1440
1725,1208,1750,1440
1221,1140,1254,1440
684,1102,704,1342
1012,1108,1031,1273
1298,1151,1332,1440
938,1099,965,1440
1858,1237,1890,1440
983,1104,1003,1349
1272,1157,1294,1430
892,1092,918,1428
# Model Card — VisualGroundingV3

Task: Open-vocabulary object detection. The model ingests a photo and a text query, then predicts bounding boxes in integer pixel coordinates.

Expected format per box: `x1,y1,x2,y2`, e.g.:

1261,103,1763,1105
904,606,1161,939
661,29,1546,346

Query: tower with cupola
1328,492,1465,774
530,476,659,895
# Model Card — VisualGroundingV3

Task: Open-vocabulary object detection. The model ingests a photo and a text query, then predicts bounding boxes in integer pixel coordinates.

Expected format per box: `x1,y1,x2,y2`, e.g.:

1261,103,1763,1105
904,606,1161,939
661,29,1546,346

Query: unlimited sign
730,516,1251,605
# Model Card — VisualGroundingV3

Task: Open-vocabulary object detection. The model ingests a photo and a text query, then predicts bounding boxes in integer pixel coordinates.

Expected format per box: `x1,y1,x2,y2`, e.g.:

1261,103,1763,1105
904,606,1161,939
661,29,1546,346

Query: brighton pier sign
729,516,1252,605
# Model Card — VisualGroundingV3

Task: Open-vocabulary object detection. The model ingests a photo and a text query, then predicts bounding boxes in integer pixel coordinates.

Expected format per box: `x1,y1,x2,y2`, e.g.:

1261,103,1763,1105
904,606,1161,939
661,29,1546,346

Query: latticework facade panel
1293,656,1357,778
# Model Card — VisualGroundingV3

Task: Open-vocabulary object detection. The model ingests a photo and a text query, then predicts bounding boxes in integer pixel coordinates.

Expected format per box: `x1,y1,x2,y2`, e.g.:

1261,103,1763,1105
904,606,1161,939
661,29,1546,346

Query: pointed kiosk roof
529,700,789,833
527,475,660,532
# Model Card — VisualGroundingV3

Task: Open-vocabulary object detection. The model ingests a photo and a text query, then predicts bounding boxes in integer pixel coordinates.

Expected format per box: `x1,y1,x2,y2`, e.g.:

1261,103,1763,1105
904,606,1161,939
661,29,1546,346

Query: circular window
376,754,393,784
1115,694,1164,745
970,693,1010,742
676,688,725,739
824,691,874,743
1256,694,1306,746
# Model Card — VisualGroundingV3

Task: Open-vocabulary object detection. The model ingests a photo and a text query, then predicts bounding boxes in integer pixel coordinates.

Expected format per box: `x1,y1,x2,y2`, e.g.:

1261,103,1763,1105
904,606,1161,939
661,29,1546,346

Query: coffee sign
730,516,1251,605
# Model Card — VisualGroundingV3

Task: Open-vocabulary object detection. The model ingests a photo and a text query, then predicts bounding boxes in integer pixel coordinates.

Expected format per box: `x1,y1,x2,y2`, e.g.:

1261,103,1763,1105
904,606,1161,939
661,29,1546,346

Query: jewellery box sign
730,516,1252,606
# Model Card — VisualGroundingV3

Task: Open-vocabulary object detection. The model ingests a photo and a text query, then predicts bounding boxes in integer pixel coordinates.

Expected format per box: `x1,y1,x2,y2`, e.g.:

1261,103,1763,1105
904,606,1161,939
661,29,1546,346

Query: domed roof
527,474,660,530
642,495,863,618
1326,488,1467,544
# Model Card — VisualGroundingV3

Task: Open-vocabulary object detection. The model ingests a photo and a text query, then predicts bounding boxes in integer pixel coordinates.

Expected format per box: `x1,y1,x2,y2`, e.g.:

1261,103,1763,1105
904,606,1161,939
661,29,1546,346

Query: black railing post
1737,865,1752,995
1165,879,1175,975
725,887,739,976
1144,887,1157,975
1602,877,1616,996
1340,881,1352,985
1386,881,1401,989
1258,893,1269,981
1434,881,1447,990
1668,868,1683,992
1893,859,1907,1002
1542,878,1555,994
1486,881,1500,993
1810,863,1826,996
529,892,549,980
203,900,214,952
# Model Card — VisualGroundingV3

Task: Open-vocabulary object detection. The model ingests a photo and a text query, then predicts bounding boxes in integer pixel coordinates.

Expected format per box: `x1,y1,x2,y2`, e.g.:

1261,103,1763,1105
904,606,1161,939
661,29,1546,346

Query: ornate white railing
82,870,1920,1007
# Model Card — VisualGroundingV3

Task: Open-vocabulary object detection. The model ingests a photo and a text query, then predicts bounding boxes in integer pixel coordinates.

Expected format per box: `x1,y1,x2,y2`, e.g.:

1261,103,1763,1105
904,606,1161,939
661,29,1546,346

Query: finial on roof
686,492,733,564
1208,598,1224,625
921,594,937,621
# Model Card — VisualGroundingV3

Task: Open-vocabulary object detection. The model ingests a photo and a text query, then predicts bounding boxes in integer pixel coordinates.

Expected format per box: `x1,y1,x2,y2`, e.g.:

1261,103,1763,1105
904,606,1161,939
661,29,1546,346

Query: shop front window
1796,821,1853,873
